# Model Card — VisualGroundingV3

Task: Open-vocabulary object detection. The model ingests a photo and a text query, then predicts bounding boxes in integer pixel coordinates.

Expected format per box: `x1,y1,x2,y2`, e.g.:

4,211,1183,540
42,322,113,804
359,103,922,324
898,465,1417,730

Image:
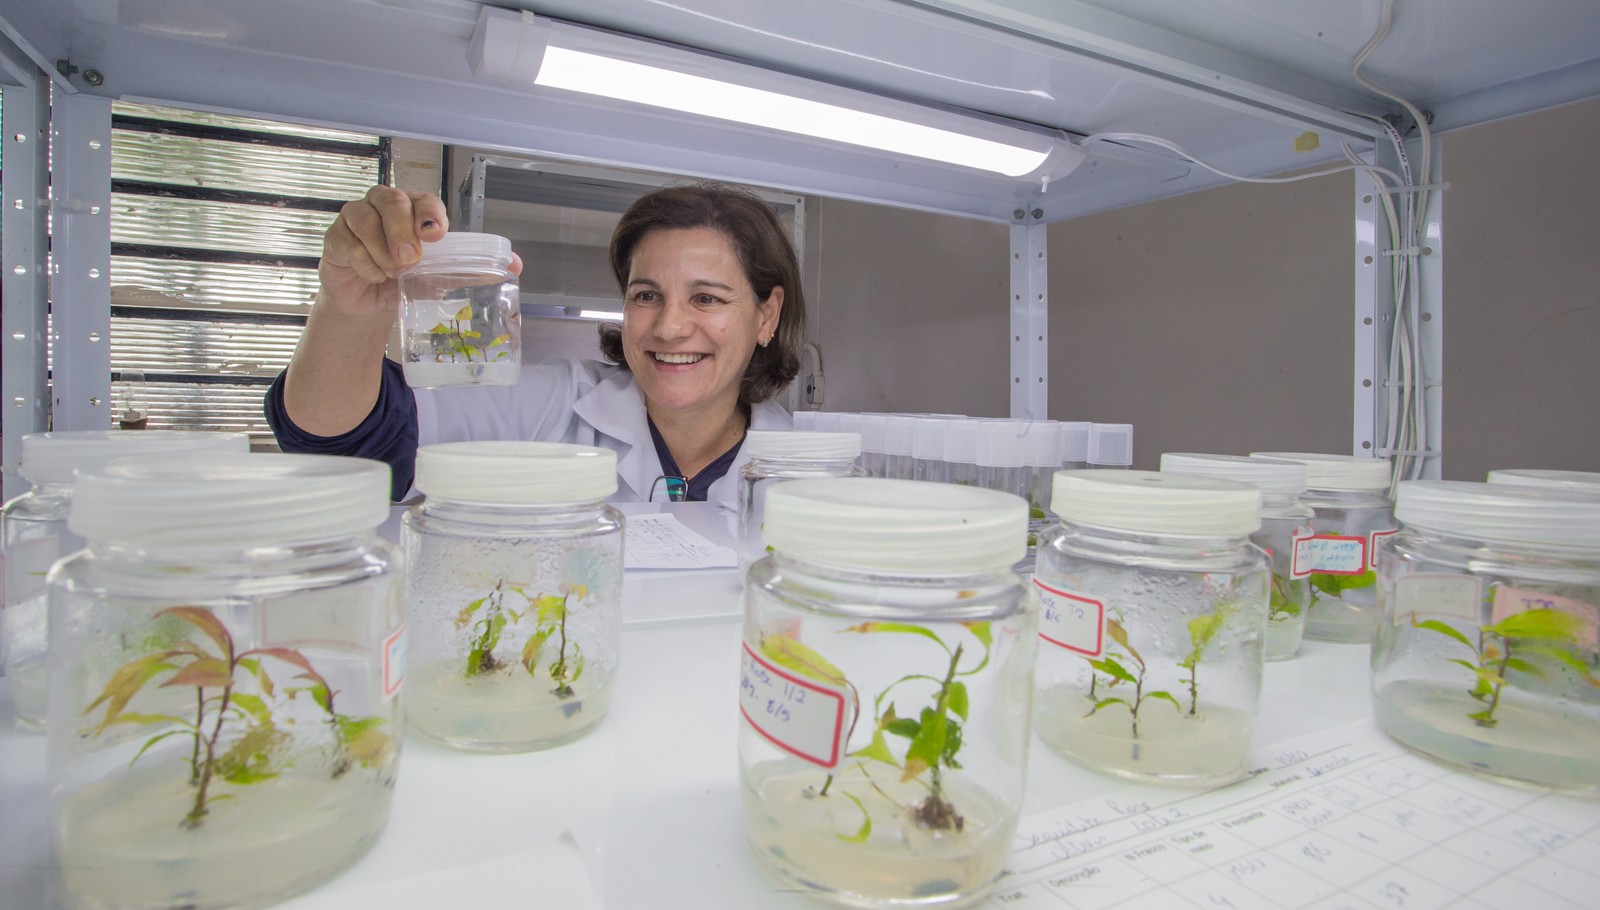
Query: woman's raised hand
318,186,450,318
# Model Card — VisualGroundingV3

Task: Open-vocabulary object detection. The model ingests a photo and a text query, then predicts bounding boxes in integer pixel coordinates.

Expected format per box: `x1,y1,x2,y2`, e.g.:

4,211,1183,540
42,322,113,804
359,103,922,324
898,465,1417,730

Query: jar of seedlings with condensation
402,441,622,752
740,478,1035,909
397,232,520,389
1160,454,1315,662
2,430,249,730
738,430,865,573
47,454,403,910
1252,453,1394,644
1374,481,1600,791
1033,470,1269,785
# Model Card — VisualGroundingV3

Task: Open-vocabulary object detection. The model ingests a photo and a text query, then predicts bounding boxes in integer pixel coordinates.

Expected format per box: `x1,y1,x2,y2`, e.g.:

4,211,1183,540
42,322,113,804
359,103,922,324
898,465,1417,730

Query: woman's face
622,227,783,421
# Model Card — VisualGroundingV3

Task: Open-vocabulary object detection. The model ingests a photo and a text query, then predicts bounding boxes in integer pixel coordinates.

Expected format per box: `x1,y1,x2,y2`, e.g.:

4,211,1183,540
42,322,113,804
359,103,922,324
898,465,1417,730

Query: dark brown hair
599,182,804,405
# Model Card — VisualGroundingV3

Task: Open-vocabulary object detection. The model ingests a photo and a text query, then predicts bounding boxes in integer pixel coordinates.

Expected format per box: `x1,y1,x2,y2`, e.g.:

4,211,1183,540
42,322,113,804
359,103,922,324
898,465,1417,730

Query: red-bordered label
739,643,848,768
1033,580,1106,657
1368,529,1398,570
382,624,407,699
1289,530,1316,579
1303,534,1368,575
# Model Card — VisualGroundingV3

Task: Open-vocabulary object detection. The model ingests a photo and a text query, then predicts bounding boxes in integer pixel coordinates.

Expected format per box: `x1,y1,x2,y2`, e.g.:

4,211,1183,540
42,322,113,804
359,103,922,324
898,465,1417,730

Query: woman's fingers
410,192,449,242
324,214,389,284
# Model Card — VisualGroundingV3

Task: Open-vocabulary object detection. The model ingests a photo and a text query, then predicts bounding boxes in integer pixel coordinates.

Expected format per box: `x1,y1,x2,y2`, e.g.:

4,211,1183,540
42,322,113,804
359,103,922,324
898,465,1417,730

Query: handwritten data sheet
989,721,1599,910
623,513,738,570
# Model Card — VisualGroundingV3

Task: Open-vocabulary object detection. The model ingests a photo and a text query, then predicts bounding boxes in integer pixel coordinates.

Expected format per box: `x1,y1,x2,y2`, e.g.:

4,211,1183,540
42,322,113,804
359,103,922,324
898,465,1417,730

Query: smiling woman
266,181,805,504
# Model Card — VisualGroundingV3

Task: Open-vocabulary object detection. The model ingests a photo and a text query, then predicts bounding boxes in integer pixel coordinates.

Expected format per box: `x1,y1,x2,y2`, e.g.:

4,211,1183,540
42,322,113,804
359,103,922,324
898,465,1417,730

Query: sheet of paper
988,720,1600,910
277,835,601,910
624,512,738,570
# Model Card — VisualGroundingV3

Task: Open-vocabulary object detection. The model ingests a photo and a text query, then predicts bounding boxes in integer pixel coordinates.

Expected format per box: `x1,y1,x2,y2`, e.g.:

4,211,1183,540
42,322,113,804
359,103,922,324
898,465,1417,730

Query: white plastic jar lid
403,232,513,271
1248,452,1390,491
1052,469,1262,536
1396,480,1600,547
414,441,617,505
70,453,390,546
746,430,861,461
763,477,1027,573
19,430,251,486
1160,453,1308,498
1486,469,1600,493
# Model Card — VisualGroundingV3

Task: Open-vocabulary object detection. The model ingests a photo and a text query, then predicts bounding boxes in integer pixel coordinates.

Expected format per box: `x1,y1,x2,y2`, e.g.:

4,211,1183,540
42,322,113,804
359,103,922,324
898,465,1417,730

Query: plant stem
928,643,964,806
1186,662,1198,716
189,688,204,784
185,683,233,829
1478,635,1513,728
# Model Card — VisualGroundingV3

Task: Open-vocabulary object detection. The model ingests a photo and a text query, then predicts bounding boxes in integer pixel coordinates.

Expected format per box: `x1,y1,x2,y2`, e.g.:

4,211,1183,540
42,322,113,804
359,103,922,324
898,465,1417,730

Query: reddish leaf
156,607,234,662
160,657,234,689
84,653,180,733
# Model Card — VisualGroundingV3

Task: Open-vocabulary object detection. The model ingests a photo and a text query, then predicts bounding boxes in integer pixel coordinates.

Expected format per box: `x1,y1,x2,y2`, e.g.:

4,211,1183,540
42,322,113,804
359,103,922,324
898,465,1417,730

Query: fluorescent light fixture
469,9,1082,181
578,309,624,321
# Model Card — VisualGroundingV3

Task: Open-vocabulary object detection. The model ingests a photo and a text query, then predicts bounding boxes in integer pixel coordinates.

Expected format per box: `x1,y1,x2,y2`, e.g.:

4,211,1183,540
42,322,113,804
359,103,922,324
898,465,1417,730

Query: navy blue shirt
265,360,743,503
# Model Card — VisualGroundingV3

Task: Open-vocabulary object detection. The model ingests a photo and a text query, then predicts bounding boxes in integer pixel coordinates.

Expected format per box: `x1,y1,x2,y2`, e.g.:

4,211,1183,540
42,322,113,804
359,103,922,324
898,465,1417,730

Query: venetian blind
107,102,388,437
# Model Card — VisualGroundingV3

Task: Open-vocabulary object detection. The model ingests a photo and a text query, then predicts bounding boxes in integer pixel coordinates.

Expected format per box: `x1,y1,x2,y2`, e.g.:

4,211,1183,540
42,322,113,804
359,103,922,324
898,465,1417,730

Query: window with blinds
107,102,388,438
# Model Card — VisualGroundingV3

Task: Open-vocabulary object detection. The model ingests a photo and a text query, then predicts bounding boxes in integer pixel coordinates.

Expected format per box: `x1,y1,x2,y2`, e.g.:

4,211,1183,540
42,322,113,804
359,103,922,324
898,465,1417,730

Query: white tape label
739,642,848,768
1034,579,1106,657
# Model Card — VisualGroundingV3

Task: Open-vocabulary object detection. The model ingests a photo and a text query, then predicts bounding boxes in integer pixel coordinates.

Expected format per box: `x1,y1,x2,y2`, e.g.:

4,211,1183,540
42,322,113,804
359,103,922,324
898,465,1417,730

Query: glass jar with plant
403,441,623,752
740,478,1035,909
47,454,403,910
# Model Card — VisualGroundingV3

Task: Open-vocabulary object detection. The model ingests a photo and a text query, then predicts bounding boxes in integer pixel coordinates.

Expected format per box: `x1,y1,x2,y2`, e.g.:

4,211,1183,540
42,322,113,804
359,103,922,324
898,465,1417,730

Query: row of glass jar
791,411,1134,478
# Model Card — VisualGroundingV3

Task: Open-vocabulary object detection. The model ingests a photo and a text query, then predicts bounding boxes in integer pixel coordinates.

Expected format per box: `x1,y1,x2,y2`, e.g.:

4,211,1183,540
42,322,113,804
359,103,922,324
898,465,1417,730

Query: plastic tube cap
70,453,390,546
414,441,617,504
1396,480,1600,547
1060,422,1090,463
976,420,1025,468
1249,452,1390,492
912,417,947,459
1486,469,1600,494
836,413,864,440
945,419,980,464
1160,453,1307,498
1022,420,1062,467
1052,469,1262,536
19,430,250,485
814,412,842,433
883,415,916,456
857,414,887,454
764,477,1027,572
1087,423,1133,466
791,411,817,431
747,430,861,461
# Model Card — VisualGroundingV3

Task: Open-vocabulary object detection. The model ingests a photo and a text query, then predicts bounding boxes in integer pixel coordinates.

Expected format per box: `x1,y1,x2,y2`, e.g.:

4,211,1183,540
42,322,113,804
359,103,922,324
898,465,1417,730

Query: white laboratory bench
0,506,1385,910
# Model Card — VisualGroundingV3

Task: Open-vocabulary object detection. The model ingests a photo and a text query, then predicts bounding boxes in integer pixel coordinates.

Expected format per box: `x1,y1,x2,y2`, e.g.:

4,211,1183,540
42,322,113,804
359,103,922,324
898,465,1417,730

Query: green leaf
215,722,287,785
1518,644,1600,686
128,728,195,768
1088,656,1136,685
1188,614,1224,651
760,634,848,687
337,715,393,768
849,728,899,766
1145,690,1182,711
1088,697,1129,715
521,629,549,675
236,657,276,698
843,621,948,654
836,792,872,843
961,621,993,651
106,711,191,728
884,717,921,739
453,595,489,628
946,680,969,721
1490,608,1586,641
1414,619,1476,652
83,653,181,733
904,708,948,776
488,333,511,348
428,322,454,335
459,329,482,339
941,718,963,767
1466,708,1499,728
229,692,273,724
454,303,474,321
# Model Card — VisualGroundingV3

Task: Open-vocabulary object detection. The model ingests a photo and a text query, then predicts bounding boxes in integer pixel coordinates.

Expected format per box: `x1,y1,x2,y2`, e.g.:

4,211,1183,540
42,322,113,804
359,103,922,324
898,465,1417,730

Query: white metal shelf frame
0,0,1521,470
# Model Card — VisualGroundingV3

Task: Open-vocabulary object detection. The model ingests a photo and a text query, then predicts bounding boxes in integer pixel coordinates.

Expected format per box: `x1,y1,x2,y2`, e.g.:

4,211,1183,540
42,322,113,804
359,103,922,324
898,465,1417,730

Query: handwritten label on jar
1,535,58,607
1302,535,1367,575
1491,588,1599,648
1368,529,1398,570
1034,580,1106,657
739,643,848,769
1394,573,1483,624
1289,530,1316,579
382,624,407,699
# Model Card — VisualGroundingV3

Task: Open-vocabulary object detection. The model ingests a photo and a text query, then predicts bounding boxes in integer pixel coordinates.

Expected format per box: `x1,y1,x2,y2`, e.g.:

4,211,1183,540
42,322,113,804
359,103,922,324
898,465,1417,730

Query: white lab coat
412,357,792,503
